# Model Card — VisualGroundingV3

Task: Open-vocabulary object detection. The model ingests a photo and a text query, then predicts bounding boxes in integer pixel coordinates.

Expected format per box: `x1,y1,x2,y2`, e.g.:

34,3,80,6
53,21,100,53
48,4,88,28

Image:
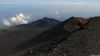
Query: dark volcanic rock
9,16,100,56
49,17,100,56
10,17,88,56
0,17,60,56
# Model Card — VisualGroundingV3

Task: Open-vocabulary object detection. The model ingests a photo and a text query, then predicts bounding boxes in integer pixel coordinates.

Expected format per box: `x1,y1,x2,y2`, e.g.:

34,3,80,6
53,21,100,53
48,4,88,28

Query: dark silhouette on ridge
14,17,61,28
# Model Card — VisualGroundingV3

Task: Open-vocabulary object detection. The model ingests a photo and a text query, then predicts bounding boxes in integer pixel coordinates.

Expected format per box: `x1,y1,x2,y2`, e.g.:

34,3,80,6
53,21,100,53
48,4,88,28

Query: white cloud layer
2,19,11,26
1,13,30,27
10,13,29,25
71,3,88,5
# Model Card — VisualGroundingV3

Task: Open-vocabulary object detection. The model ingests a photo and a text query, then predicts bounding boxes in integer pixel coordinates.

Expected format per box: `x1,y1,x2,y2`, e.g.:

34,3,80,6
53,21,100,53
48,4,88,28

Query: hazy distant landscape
1,4,100,28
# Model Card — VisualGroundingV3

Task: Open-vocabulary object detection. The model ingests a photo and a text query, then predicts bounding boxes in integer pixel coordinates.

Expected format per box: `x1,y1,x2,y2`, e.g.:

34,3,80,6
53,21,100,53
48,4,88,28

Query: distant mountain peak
40,17,60,22
28,17,61,27
14,17,61,29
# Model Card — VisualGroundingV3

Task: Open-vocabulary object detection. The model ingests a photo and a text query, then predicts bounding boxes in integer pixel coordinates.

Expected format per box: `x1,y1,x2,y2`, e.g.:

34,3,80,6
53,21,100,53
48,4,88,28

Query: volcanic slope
11,17,88,55
11,17,100,56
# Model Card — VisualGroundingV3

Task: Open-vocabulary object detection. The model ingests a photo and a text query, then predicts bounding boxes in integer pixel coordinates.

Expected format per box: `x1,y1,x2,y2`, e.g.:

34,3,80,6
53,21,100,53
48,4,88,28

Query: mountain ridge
11,16,100,56
0,16,99,56
13,17,61,29
12,17,88,54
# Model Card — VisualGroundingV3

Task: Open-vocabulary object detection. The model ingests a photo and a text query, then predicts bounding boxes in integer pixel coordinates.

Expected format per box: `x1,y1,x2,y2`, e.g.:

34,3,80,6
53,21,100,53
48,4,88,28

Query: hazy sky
0,0,100,28
0,0,100,4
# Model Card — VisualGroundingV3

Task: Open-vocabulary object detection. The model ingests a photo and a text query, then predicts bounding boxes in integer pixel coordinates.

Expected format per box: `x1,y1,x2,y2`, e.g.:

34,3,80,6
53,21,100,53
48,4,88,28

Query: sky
0,0,100,4
0,0,100,28
0,0,100,19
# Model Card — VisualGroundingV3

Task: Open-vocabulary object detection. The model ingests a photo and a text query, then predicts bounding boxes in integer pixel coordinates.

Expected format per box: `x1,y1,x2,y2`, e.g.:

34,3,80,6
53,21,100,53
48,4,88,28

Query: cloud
10,13,29,25
55,11,59,15
71,3,88,5
0,13,30,28
2,19,11,26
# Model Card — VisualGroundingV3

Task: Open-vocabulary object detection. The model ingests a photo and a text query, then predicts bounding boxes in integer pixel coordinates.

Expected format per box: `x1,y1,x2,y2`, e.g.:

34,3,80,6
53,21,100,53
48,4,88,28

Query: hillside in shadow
11,17,90,56
1,16,100,56
10,16,100,56
0,17,60,56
